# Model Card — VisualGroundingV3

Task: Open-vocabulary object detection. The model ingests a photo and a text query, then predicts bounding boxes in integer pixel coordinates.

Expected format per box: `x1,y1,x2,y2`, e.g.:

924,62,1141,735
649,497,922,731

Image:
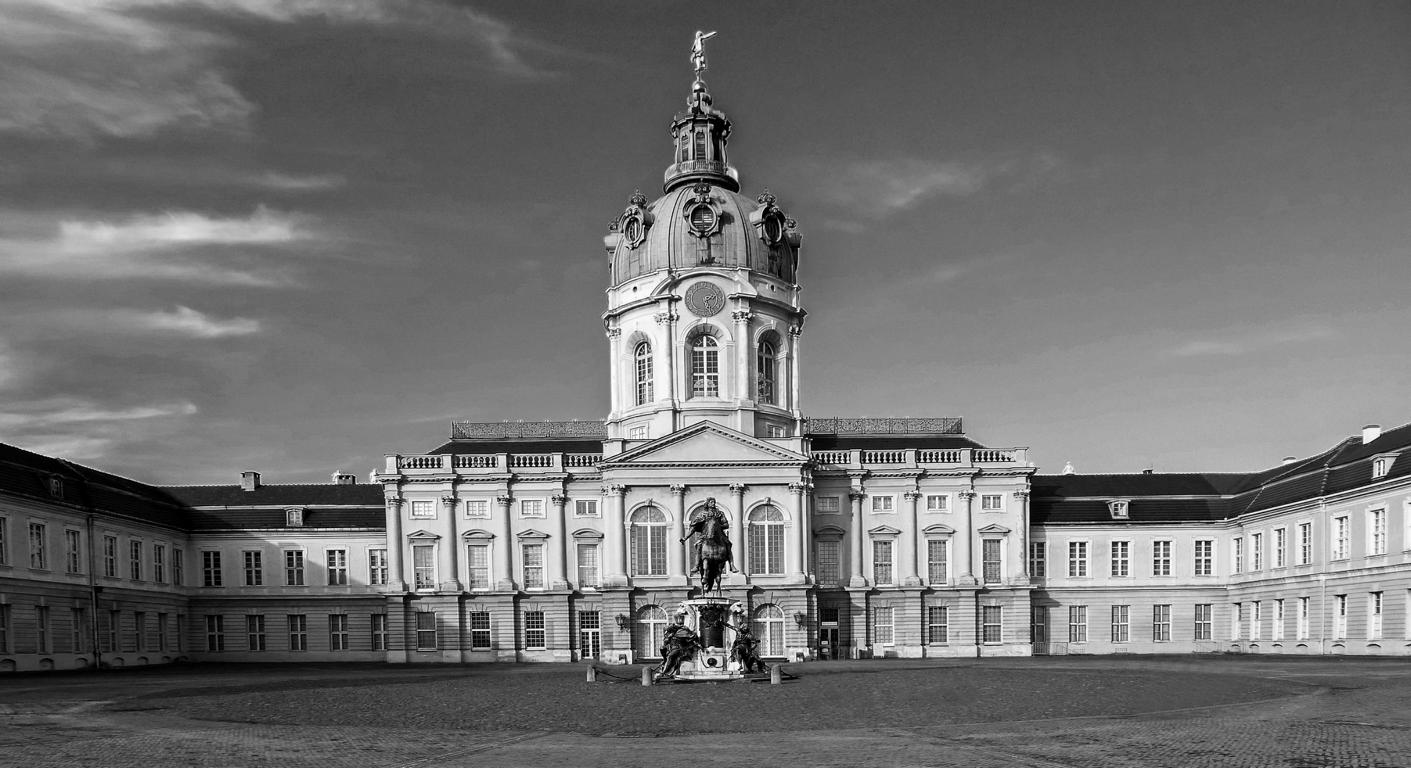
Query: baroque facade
2,70,1409,672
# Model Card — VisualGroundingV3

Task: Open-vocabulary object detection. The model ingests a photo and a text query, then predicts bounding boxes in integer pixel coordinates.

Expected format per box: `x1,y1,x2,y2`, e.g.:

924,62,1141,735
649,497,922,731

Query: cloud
816,152,1064,223
0,206,311,285
1167,325,1339,358
0,396,199,461
76,306,263,338
0,0,565,140
0,337,18,390
250,172,347,192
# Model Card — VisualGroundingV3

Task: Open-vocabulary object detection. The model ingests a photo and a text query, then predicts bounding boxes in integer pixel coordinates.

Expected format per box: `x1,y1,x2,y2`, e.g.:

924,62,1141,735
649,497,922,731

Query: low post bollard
770,665,782,685
642,667,654,686
586,666,597,682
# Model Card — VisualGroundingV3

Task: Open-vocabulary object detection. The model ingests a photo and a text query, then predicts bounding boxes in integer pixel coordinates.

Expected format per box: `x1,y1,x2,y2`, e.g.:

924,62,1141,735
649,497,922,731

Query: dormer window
285,507,304,527
48,476,64,499
1372,455,1396,479
1108,500,1130,519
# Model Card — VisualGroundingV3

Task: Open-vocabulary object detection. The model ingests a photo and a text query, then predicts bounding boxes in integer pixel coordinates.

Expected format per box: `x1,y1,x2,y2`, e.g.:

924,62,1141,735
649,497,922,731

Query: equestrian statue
682,497,737,594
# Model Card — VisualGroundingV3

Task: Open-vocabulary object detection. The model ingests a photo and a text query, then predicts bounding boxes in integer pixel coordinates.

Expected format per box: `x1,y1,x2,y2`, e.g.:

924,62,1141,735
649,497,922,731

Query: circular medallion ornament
683,282,726,317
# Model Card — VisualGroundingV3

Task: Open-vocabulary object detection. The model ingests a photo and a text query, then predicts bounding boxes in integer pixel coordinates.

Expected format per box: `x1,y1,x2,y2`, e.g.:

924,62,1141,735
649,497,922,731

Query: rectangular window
1250,601,1262,640
1153,604,1171,641
205,615,224,652
1233,537,1243,574
925,494,948,512
872,539,894,586
1273,527,1287,568
202,551,222,587
1029,541,1046,579
29,522,47,569
927,539,948,584
469,611,492,650
1152,540,1172,576
1251,532,1263,571
981,605,1002,644
415,612,437,650
1297,596,1310,640
103,535,117,577
371,614,389,651
982,538,1002,584
1111,605,1130,642
520,499,545,518
410,500,435,518
246,615,266,651
326,549,348,586
369,549,388,585
870,495,894,514
465,499,489,518
873,606,894,645
1194,604,1212,640
1333,595,1347,638
329,614,349,651
107,609,120,652
242,550,263,586
522,543,545,589
1369,508,1387,555
1068,541,1089,577
1194,539,1213,576
0,518,6,566
153,544,166,583
1068,605,1088,643
284,550,305,586
1110,541,1130,577
156,612,167,652
288,614,308,651
132,611,145,651
128,540,142,580
1369,592,1383,638
1273,599,1285,640
1298,522,1313,565
1232,603,1243,639
173,548,184,586
413,544,435,590
578,610,600,659
980,494,1003,511
72,607,87,653
36,606,50,653
65,530,82,574
927,605,948,644
1332,516,1350,560
0,605,10,652
1028,606,1049,644
816,540,841,586
574,499,599,518
576,542,600,588
524,610,546,649
816,496,840,514
467,543,491,589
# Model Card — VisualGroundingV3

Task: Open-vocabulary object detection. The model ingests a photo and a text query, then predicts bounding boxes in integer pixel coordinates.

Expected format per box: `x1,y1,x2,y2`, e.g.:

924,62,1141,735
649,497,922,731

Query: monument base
660,596,748,682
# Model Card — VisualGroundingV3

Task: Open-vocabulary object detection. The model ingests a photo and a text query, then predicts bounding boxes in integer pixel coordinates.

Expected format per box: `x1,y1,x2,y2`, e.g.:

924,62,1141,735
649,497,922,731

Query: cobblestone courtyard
2,656,1409,767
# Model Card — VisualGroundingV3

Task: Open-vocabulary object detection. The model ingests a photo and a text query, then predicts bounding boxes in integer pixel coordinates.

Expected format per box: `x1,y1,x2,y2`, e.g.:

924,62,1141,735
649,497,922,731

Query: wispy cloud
1167,324,1339,358
0,207,312,285
0,396,199,461
251,172,347,192
64,306,263,338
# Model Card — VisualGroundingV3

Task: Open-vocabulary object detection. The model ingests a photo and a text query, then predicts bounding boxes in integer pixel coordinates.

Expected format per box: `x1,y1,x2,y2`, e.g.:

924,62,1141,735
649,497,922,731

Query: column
550,494,569,590
733,310,752,404
729,483,747,581
605,327,622,420
1013,490,1030,583
902,490,922,587
787,482,808,583
788,325,802,420
384,496,406,591
669,484,688,583
655,309,678,411
848,489,867,587
440,494,462,591
495,494,515,591
605,484,628,587
957,491,977,585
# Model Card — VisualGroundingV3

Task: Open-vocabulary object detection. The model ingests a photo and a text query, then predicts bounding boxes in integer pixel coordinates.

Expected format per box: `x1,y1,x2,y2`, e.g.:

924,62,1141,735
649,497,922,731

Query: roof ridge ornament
690,30,717,83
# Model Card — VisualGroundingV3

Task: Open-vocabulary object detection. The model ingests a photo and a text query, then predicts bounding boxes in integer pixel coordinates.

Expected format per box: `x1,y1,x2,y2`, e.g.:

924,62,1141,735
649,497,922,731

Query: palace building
2,65,1409,672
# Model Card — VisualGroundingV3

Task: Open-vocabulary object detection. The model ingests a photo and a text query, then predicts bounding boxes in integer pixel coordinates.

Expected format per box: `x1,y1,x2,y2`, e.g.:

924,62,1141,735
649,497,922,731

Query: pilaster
957,490,978,586
440,494,462,592
848,488,868,588
384,496,407,592
550,494,569,590
495,494,515,591
604,484,629,588
901,490,922,587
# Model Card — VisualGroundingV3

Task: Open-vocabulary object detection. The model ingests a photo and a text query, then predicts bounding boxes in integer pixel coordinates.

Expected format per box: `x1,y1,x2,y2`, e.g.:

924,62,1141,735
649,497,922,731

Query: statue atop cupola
667,31,739,193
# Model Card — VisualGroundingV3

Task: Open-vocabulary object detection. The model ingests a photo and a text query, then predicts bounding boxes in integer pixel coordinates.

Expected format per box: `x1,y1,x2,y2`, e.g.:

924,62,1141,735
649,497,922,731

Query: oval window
762,215,783,244
623,216,643,245
689,205,716,234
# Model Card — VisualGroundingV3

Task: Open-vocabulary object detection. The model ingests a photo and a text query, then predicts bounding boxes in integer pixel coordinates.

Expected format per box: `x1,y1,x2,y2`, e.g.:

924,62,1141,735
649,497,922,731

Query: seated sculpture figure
657,615,700,678
730,624,768,674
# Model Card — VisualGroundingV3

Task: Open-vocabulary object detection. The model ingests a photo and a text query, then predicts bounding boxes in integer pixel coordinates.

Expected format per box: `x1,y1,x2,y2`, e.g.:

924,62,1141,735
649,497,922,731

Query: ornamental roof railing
804,417,963,435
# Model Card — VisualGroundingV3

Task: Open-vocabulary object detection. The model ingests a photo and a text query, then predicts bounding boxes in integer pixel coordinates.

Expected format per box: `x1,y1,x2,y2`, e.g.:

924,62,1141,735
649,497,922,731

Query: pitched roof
0,442,190,529
423,438,604,455
806,435,985,451
162,483,385,508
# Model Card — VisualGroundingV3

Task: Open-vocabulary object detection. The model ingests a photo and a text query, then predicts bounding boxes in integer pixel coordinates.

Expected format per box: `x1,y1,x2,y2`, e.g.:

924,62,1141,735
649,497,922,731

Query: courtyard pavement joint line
881,726,1083,768
386,731,552,768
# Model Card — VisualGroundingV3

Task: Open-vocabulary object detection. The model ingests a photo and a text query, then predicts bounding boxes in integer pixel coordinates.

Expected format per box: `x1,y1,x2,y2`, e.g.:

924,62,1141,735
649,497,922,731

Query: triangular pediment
407,529,440,540
516,529,549,539
977,523,1012,535
868,524,903,536
603,421,809,466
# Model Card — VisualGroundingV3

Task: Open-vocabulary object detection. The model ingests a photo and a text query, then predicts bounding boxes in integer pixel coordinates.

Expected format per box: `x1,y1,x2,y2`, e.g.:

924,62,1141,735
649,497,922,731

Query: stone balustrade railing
810,447,1028,469
388,452,603,473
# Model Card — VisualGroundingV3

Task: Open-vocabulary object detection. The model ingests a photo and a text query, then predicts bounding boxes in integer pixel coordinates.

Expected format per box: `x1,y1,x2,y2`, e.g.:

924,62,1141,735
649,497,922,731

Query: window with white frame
925,494,948,512
1297,596,1309,639
1152,540,1172,576
284,550,305,586
65,530,81,574
1333,595,1347,638
1111,605,1130,642
628,425,648,439
1372,456,1391,478
981,605,1002,644
1369,591,1383,638
1273,527,1287,568
574,499,599,518
36,606,50,653
29,523,47,570
1029,541,1045,578
576,541,600,588
981,538,1002,584
520,499,545,518
927,605,948,644
872,539,894,586
634,341,654,405
1231,603,1242,639
1194,603,1212,640
756,340,777,405
369,549,388,585
410,500,435,519
578,610,601,659
1332,516,1350,560
1068,541,1088,577
629,506,668,576
1194,539,1213,576
1273,598,1285,640
329,614,349,651
1232,536,1244,573
636,605,667,659
153,544,166,583
524,610,546,649
1069,605,1088,643
816,496,841,514
205,615,224,651
1110,541,1130,577
466,541,490,589
873,606,894,645
173,549,184,586
465,499,489,518
981,494,1003,511
747,505,785,575
0,605,11,652
690,334,720,398
927,538,949,584
753,604,786,657
103,535,116,577
816,539,841,586
288,614,308,651
521,542,545,589
371,614,388,651
1153,604,1171,642
1368,508,1387,555
1031,605,1048,644
1251,532,1263,571
412,544,435,590
128,540,142,580
870,495,895,514
469,611,491,650
242,550,262,586
1298,521,1313,565
1250,601,1261,640
0,517,7,566
202,551,222,587
327,549,348,586
415,612,437,650
766,424,787,438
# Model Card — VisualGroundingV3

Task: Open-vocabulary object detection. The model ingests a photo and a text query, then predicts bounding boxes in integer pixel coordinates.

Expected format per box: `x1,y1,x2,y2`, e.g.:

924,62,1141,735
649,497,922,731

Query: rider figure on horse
682,497,738,577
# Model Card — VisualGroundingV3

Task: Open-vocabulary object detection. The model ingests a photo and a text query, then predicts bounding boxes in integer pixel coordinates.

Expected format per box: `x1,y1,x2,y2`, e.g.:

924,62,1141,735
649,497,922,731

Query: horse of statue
682,498,736,594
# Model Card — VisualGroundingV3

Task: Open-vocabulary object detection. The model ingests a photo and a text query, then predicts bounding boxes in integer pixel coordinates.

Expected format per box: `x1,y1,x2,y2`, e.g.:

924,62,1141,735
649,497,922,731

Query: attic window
285,507,304,527
1108,500,1130,519
1372,455,1396,479
48,476,64,499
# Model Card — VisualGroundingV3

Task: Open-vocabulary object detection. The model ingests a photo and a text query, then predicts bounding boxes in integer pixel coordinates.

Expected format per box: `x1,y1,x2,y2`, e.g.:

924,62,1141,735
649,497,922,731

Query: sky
1,0,1409,485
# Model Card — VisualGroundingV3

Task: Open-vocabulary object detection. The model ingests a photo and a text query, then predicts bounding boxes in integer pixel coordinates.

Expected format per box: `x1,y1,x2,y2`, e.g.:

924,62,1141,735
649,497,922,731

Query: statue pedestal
672,596,745,681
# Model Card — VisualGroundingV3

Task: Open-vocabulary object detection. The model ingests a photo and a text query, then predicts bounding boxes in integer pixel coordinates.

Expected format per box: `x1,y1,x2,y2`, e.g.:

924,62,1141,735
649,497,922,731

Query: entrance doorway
818,626,839,660
579,610,601,660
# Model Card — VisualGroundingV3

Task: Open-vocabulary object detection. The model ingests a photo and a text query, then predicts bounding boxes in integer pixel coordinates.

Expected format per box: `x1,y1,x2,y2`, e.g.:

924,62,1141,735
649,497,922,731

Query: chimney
1362,424,1381,444
240,470,261,491
331,471,356,485
1142,468,1153,475
1281,456,1298,465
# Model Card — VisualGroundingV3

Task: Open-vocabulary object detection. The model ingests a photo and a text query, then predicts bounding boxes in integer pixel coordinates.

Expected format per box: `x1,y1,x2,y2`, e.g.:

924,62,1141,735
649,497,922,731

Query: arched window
747,505,785,575
752,604,786,658
636,605,668,659
694,130,707,162
690,335,719,398
629,506,668,576
756,339,776,405
634,341,653,405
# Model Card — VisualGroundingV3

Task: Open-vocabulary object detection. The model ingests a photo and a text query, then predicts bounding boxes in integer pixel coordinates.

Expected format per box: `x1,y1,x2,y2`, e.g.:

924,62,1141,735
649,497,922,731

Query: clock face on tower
683,282,725,317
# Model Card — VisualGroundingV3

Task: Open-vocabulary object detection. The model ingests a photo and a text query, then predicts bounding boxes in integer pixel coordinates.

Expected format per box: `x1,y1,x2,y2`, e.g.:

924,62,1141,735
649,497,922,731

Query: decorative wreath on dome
750,188,789,247
618,189,653,249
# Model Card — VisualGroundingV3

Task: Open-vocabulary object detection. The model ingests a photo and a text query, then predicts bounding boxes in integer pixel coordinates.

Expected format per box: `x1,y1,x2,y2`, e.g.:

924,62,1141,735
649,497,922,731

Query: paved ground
2,656,1409,767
